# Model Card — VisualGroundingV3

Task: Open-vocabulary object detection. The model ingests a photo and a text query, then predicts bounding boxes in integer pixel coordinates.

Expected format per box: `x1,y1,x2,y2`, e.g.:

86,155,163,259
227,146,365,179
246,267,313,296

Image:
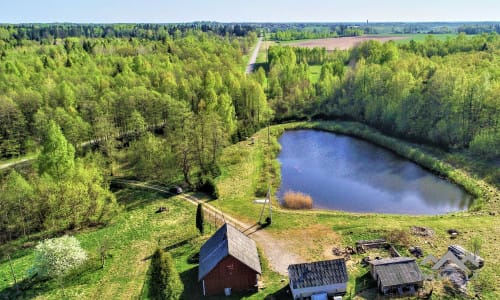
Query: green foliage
0,170,34,241
31,235,87,279
269,34,500,160
469,129,500,159
150,249,183,300
128,132,177,181
196,203,204,235
197,176,219,199
267,46,315,119
37,120,75,179
0,191,200,299
0,96,27,158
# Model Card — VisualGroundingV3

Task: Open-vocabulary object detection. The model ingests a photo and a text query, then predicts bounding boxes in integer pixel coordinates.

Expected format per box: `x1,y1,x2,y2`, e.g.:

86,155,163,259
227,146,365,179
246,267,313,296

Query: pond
276,130,472,215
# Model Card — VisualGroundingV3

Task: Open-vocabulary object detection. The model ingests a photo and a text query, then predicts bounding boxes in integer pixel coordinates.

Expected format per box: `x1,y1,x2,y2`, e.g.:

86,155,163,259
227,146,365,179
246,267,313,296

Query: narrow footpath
112,179,302,275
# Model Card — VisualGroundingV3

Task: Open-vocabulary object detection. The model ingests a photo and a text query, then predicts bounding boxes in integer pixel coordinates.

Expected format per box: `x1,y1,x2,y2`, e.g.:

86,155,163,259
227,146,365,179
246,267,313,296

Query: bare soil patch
285,35,408,50
278,224,341,262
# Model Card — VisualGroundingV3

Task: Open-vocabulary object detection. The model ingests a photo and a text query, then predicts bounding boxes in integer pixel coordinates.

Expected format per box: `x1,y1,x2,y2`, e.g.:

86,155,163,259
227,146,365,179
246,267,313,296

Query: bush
385,229,411,247
31,235,87,279
282,191,313,209
197,176,218,199
150,249,183,300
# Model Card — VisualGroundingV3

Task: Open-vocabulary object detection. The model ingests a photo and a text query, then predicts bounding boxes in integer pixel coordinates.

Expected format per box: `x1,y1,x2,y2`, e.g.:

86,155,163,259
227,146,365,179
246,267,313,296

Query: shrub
196,203,204,235
385,229,411,247
282,191,313,209
150,249,183,300
197,176,218,199
31,235,87,279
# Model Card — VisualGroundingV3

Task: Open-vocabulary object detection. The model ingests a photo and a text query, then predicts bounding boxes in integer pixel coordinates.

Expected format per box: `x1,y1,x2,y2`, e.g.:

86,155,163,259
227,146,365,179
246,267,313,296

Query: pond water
276,130,472,215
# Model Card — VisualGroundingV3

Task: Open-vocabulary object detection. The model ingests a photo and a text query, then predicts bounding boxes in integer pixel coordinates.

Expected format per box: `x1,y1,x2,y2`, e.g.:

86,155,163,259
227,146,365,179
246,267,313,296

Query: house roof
370,257,423,287
288,259,348,289
198,223,261,281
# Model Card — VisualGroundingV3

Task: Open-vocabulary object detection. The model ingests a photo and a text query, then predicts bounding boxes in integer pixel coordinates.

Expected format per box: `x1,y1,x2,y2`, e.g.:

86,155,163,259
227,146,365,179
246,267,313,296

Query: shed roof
288,259,348,289
370,257,423,287
198,223,261,281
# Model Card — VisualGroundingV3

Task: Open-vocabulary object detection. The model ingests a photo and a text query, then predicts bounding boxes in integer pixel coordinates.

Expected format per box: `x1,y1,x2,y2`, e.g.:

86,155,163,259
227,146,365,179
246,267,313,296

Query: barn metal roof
370,257,423,287
288,259,348,289
198,223,262,281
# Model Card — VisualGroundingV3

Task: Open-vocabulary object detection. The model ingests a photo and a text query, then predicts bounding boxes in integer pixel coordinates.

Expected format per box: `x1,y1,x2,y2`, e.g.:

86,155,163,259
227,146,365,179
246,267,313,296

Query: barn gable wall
203,255,258,296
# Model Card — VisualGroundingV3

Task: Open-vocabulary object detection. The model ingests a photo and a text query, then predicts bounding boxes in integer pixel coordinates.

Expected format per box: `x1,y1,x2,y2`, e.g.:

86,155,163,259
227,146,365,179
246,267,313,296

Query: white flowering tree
32,235,87,279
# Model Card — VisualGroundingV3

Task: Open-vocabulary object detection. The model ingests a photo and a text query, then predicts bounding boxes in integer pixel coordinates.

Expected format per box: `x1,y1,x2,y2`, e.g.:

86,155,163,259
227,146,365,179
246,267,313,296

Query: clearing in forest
283,35,408,50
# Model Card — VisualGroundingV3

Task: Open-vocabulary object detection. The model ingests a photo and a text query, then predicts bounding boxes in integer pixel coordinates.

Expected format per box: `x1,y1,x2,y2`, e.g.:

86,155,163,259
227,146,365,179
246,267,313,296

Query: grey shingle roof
288,259,348,289
370,257,423,287
198,223,262,281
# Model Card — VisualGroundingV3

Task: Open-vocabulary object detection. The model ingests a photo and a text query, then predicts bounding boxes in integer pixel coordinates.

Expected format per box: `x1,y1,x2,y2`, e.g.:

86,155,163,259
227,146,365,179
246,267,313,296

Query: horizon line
1,20,499,25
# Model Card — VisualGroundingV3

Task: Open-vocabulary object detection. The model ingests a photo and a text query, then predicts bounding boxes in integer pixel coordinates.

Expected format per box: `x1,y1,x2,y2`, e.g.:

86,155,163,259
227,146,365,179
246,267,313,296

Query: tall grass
282,191,313,209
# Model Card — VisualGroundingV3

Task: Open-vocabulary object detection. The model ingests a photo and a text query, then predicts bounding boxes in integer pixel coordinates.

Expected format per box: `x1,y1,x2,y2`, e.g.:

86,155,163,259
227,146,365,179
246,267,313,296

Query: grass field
0,190,197,299
1,120,498,299
0,187,287,300
391,33,476,44
215,121,499,298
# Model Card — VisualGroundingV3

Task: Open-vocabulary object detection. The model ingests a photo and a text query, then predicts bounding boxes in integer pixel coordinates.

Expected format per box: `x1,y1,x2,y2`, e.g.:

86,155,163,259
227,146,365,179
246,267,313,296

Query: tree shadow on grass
112,188,174,212
0,276,51,300
0,260,102,300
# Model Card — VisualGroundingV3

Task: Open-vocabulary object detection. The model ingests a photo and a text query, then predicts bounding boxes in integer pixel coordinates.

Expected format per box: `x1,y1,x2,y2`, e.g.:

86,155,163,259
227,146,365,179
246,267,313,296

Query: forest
0,24,499,245
265,33,500,158
0,28,270,243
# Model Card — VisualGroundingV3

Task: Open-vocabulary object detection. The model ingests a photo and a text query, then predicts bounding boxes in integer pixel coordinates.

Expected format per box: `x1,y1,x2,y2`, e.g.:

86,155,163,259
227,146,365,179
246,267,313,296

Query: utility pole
268,186,272,223
267,123,272,224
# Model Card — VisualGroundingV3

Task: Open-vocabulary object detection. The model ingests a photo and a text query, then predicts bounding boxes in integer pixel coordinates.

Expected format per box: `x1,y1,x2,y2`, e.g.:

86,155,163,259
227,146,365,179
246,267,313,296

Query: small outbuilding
288,258,348,300
198,223,262,296
369,257,423,296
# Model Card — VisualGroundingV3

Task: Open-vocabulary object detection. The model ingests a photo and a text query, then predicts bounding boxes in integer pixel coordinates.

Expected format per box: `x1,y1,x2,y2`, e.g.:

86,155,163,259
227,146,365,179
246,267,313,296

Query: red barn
198,223,262,296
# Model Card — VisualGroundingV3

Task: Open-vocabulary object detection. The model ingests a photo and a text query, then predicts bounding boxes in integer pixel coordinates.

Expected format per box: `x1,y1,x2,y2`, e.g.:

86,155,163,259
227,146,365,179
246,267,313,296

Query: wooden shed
198,223,262,296
369,257,423,296
288,259,348,300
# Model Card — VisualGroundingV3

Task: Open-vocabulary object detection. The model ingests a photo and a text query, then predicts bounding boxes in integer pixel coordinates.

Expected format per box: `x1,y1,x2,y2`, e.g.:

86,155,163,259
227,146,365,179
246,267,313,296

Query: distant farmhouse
369,257,424,296
198,223,262,296
288,258,348,300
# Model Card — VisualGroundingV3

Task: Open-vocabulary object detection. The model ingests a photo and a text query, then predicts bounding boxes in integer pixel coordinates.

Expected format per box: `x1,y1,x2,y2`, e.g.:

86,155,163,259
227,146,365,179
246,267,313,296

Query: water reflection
276,130,472,215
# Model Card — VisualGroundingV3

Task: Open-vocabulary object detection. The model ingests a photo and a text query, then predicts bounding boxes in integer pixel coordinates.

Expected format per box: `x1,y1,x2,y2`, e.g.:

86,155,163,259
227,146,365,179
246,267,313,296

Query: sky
0,0,499,23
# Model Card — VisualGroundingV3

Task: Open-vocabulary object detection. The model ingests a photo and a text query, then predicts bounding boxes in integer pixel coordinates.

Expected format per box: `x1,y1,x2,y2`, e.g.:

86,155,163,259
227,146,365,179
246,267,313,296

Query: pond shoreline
275,129,471,214
263,121,498,214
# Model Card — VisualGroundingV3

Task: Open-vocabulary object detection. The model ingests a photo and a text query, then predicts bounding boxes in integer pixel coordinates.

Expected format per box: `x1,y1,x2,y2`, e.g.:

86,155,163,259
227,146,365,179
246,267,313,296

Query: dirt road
112,179,302,275
245,37,263,74
0,157,33,170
